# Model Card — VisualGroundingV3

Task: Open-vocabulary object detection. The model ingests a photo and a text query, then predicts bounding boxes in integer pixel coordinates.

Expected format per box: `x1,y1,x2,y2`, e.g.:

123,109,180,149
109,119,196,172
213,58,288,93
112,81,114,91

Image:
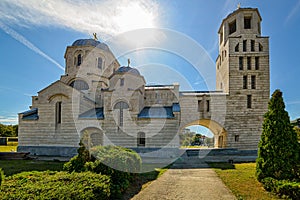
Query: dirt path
131,166,236,200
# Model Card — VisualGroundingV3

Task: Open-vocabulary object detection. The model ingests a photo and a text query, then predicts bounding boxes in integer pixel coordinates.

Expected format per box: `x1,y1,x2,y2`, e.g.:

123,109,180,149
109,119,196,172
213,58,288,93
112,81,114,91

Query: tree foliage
0,124,18,137
293,126,300,141
256,89,300,181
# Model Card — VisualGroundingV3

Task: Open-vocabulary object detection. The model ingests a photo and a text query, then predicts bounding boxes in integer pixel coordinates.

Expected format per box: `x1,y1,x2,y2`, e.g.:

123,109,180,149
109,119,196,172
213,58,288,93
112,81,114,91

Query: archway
181,125,214,148
181,119,227,148
80,127,103,151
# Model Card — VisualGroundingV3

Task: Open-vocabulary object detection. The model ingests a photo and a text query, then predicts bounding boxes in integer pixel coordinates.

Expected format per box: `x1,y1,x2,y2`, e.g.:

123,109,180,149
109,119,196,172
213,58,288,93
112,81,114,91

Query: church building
18,7,270,157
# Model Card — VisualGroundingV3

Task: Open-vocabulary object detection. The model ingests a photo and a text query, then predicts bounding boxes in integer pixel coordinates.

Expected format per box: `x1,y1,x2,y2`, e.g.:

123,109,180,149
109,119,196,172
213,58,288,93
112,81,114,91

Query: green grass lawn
0,146,17,152
209,162,281,200
0,160,65,176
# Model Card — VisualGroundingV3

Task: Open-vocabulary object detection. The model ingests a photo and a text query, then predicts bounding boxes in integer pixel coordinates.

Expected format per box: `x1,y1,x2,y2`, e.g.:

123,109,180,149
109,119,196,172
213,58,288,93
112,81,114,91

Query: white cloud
0,115,18,125
0,0,159,38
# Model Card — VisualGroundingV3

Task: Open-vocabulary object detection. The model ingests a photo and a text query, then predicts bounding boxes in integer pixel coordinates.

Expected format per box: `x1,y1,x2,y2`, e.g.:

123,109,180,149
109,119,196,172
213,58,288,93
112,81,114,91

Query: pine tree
256,89,299,181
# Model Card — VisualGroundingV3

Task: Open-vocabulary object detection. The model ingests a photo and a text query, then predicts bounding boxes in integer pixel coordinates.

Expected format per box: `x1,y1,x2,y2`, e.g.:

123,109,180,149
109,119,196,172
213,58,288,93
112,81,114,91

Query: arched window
137,132,145,147
56,101,62,124
77,54,82,66
113,101,129,127
97,57,102,69
69,80,89,90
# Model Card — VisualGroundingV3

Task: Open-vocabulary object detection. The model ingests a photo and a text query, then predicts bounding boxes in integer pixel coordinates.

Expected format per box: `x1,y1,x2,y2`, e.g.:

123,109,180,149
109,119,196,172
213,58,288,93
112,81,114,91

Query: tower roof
114,66,140,76
218,7,262,33
71,39,109,51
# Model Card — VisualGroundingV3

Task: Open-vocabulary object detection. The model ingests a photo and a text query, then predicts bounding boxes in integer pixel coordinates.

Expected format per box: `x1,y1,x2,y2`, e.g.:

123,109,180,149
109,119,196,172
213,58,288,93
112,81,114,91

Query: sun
114,2,156,33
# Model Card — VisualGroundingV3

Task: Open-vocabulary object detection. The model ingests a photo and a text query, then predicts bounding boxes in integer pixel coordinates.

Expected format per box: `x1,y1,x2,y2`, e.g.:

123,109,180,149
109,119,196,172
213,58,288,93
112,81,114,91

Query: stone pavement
131,163,236,200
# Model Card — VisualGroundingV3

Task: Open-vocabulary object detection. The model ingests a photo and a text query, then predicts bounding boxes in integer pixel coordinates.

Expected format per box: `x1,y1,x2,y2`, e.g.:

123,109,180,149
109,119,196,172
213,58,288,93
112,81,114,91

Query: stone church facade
18,7,269,157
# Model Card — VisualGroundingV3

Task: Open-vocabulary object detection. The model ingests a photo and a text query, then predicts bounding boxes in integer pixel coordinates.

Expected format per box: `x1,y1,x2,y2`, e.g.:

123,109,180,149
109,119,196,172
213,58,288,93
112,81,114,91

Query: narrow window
198,100,202,112
137,132,146,147
251,40,255,52
220,82,223,90
258,22,261,34
229,20,236,34
235,43,239,52
244,17,251,29
77,54,82,66
243,40,247,52
247,95,252,108
255,57,259,70
97,57,102,69
259,43,263,52
220,31,223,44
235,135,240,142
56,102,62,124
206,100,210,112
251,75,256,89
114,101,129,127
239,57,244,70
247,57,251,70
243,76,247,89
120,78,124,86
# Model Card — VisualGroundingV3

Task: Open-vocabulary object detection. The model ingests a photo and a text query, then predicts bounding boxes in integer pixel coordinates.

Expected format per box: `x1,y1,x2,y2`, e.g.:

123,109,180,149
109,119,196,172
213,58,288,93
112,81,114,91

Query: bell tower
216,7,270,149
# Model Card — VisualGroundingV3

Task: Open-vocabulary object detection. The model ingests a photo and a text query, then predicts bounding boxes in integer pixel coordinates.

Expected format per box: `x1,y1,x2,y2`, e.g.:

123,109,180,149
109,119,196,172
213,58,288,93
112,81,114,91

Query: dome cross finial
237,3,241,9
127,58,130,67
93,33,98,41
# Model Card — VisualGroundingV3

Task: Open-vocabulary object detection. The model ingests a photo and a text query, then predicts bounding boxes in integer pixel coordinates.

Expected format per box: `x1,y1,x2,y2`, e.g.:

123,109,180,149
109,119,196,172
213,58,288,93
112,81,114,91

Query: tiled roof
79,108,104,119
172,103,180,112
114,66,140,76
72,39,109,51
138,106,174,119
21,108,39,120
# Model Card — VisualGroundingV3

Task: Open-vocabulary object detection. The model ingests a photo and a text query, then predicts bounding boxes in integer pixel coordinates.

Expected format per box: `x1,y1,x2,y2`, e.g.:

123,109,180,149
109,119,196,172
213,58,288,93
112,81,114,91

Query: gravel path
131,166,236,200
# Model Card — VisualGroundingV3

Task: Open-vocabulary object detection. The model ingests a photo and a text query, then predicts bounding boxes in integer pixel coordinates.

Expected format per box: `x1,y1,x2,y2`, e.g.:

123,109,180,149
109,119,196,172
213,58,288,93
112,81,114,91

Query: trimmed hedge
0,171,111,199
262,177,300,200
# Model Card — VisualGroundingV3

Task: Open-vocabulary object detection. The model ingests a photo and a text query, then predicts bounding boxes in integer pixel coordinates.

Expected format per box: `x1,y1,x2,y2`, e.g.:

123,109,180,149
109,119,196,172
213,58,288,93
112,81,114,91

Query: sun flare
114,2,156,33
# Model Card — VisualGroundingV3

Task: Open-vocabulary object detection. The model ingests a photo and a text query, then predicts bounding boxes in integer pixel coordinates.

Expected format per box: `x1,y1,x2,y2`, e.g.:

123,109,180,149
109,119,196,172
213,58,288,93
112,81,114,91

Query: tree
293,126,300,141
256,89,300,181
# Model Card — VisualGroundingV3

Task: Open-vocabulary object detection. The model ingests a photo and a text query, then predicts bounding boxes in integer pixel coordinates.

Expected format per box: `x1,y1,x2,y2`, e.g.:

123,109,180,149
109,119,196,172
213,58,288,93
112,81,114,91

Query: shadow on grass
207,162,236,170
0,160,65,176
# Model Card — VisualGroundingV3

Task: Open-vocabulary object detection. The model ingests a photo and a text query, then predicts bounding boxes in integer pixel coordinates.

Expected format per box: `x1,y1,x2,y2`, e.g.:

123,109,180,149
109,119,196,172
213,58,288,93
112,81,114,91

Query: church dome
115,66,140,76
72,39,109,51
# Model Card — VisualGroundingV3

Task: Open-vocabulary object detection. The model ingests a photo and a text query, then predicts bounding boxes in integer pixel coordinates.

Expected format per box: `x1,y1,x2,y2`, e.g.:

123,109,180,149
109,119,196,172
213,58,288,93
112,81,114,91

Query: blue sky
0,0,299,134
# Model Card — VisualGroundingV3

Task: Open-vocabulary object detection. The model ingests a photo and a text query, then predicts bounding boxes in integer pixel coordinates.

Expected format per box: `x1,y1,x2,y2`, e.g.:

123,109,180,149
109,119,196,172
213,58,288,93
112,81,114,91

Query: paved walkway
131,164,236,200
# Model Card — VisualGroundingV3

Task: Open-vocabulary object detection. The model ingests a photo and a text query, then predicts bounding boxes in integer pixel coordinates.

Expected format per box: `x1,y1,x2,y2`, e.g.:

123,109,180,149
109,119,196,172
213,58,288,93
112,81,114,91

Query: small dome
72,39,109,51
115,66,140,76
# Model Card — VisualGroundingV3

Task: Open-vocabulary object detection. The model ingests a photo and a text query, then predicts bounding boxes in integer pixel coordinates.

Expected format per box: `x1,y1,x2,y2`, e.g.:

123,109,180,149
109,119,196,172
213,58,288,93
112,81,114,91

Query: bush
63,140,91,172
0,168,4,186
262,177,300,199
90,145,141,173
86,145,142,198
0,171,111,199
63,145,142,198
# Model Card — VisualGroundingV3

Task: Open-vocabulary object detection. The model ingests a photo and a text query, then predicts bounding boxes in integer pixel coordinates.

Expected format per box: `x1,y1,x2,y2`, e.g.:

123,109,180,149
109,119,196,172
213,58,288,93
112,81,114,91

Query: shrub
256,89,300,181
90,145,141,173
87,145,142,198
63,140,91,172
0,171,111,199
262,177,300,199
0,168,4,186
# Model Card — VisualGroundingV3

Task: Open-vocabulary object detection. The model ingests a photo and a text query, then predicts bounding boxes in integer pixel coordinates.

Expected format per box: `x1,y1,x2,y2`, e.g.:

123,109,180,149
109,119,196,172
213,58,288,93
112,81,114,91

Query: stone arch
181,119,227,148
80,127,103,150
